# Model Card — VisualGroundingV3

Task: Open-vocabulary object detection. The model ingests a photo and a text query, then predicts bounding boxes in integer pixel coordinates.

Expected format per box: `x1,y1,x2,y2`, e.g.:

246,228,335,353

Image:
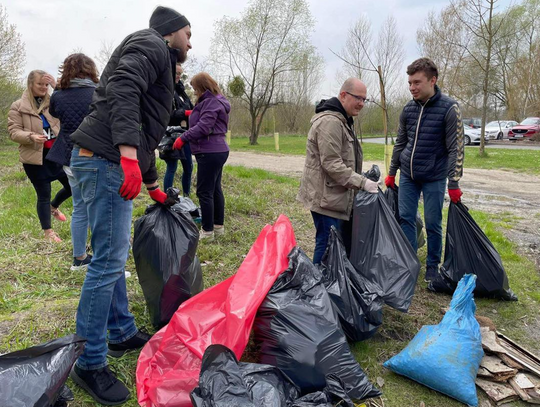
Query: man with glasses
298,78,378,264
385,58,464,283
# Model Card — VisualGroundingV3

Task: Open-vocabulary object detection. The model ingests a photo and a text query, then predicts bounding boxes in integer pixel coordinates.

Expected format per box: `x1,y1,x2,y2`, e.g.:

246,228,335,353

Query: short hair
190,72,221,101
340,78,359,94
407,58,438,79
58,53,99,90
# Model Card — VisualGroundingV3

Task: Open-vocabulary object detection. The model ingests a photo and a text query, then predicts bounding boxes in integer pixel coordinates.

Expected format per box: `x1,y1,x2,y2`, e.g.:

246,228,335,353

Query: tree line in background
1,0,539,145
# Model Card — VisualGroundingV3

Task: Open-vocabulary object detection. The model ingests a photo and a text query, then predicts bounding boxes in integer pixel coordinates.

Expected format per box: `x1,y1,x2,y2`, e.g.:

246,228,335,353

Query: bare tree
94,40,115,75
0,5,25,81
211,0,316,144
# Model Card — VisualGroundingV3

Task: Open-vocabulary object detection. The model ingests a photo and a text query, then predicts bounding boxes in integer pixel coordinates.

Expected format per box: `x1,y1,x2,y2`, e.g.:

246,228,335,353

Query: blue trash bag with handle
383,274,483,406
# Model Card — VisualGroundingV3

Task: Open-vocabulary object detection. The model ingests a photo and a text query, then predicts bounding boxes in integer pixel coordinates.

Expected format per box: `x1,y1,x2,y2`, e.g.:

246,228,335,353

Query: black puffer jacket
169,81,193,127
71,28,177,183
389,86,464,188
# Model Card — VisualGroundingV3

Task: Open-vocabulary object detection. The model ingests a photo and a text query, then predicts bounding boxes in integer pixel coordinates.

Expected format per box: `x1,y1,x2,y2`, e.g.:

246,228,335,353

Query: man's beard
177,47,187,64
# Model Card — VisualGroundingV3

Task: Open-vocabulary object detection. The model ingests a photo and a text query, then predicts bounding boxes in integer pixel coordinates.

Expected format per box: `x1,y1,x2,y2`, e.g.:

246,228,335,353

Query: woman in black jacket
49,53,98,270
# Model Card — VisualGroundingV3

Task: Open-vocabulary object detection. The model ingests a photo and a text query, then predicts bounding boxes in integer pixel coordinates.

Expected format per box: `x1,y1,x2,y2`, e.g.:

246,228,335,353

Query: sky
4,0,513,98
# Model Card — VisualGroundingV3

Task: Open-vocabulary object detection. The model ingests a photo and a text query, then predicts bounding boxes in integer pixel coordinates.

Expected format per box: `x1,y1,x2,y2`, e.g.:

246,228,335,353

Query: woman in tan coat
8,70,72,242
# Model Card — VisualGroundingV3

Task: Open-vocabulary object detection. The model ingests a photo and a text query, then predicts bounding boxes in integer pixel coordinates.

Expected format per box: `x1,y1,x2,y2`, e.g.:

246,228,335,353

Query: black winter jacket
71,28,178,183
48,83,96,166
169,81,193,127
389,86,464,188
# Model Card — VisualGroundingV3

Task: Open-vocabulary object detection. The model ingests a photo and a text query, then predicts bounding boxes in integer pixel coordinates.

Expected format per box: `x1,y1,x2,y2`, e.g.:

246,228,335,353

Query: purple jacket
180,90,230,155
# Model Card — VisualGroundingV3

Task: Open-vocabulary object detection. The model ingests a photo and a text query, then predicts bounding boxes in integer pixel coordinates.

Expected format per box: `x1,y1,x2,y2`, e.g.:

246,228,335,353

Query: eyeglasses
346,92,368,103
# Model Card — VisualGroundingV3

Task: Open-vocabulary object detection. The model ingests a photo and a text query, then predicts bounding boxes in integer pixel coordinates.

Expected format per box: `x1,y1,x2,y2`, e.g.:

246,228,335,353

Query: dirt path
226,151,540,267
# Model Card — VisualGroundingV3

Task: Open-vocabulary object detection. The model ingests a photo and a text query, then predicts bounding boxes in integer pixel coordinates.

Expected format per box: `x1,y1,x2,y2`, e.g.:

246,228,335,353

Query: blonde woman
8,70,71,242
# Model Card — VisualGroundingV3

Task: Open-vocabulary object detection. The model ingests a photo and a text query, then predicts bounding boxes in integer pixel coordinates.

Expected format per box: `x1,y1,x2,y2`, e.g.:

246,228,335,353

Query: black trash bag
133,199,203,329
319,226,383,342
350,166,421,313
428,201,517,301
253,247,382,402
0,334,85,407
384,185,426,248
190,344,300,407
171,193,202,220
158,126,186,160
290,375,355,407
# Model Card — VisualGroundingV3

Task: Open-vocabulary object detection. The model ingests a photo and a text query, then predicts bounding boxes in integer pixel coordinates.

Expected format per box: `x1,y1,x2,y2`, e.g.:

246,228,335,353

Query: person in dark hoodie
173,72,230,241
385,58,464,283
297,78,378,265
67,6,191,405
162,63,194,194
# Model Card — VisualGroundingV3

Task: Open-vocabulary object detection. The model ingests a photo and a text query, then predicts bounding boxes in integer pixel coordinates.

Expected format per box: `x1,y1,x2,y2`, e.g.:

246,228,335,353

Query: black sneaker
71,254,92,271
424,266,439,283
70,364,130,406
108,330,152,358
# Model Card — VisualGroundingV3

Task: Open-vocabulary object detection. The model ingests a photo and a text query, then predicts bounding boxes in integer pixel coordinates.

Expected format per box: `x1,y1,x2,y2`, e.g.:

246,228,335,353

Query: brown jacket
297,111,367,221
8,90,60,165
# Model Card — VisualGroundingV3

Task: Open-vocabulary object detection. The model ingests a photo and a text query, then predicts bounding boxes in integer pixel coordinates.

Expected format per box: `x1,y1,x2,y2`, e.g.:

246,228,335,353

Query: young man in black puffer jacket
68,6,192,405
385,58,464,283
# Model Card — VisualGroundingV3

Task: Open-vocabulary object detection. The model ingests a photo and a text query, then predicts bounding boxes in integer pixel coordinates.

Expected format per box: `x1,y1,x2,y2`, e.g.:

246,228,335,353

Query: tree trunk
479,0,494,157
249,113,258,145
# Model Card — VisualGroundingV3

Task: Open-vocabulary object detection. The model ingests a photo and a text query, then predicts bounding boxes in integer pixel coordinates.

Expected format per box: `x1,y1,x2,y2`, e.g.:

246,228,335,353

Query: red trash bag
136,214,297,407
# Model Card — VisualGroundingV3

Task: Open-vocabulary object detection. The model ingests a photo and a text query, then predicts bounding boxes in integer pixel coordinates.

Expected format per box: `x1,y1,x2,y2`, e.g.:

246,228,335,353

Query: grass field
0,143,539,406
229,134,540,173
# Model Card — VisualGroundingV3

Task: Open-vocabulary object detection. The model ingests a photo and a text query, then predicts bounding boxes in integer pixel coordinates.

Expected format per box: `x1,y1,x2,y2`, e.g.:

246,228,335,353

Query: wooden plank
497,333,540,377
481,329,507,354
478,367,495,379
514,373,536,390
480,355,518,381
499,353,525,370
526,387,540,405
509,377,532,402
476,378,519,405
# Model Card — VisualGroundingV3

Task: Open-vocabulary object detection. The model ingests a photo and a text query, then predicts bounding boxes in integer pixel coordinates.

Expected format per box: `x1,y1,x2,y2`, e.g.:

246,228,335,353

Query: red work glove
185,110,192,117
119,156,142,200
173,136,185,150
448,188,463,203
385,175,396,189
148,187,177,206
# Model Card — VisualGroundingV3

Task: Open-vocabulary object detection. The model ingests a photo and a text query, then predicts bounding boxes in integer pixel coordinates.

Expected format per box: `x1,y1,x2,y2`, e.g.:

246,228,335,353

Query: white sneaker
125,270,132,279
214,225,225,237
199,229,214,241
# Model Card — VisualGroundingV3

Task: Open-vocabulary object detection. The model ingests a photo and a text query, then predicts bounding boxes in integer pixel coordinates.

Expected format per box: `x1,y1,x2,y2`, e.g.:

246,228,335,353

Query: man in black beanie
69,6,191,406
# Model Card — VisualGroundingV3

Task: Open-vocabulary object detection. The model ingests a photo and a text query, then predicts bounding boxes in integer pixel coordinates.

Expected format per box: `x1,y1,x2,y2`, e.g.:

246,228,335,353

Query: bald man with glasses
297,78,379,264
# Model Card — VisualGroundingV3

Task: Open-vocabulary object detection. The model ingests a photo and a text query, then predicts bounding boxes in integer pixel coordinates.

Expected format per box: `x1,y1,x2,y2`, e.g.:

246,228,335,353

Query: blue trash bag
383,274,484,406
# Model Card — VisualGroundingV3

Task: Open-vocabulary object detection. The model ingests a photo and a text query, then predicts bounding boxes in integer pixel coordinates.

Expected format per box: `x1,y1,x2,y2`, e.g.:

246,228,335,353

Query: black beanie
150,6,190,36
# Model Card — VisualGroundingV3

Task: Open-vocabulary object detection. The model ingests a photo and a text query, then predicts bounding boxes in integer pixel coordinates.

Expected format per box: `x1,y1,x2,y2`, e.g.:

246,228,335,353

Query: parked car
508,117,540,140
484,120,519,140
463,117,482,128
464,124,488,145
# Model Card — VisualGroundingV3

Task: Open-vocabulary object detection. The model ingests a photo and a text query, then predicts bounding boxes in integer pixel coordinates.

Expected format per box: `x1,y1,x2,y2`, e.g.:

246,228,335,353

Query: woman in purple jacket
173,72,230,241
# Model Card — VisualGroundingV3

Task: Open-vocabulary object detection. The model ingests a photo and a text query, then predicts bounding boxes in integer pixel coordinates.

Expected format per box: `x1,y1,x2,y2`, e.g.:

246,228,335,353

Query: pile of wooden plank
476,327,540,405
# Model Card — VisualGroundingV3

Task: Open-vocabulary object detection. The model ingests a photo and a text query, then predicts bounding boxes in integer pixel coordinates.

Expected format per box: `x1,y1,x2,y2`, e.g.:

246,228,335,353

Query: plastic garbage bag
383,185,425,248
384,274,484,406
428,201,517,301
253,246,382,402
133,198,202,329
0,334,85,407
191,344,300,407
137,215,297,407
158,126,186,160
350,166,421,312
290,375,355,407
319,226,383,342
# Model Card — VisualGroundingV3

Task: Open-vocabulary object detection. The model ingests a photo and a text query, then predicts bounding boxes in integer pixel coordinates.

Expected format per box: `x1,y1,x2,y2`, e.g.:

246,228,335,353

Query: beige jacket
297,111,367,221
8,90,60,165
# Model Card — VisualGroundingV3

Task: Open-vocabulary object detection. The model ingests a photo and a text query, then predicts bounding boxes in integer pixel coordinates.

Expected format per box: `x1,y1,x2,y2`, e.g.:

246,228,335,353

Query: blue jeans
311,211,341,265
163,142,193,195
70,148,138,370
398,174,446,268
64,166,89,258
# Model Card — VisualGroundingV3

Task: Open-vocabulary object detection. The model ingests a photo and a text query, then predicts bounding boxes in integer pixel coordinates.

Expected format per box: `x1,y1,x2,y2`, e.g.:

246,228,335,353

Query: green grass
230,134,540,173
0,143,539,406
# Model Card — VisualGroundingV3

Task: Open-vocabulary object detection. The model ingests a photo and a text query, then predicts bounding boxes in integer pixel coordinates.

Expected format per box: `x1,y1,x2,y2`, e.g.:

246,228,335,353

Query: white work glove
363,179,379,194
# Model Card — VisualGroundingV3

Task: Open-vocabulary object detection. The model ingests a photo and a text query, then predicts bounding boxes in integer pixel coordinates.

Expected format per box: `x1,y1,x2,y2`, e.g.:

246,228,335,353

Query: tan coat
8,90,60,165
297,111,366,221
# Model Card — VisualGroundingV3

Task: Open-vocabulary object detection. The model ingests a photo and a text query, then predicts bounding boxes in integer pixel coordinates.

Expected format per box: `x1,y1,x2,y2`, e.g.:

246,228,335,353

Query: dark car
508,117,540,140
463,117,482,128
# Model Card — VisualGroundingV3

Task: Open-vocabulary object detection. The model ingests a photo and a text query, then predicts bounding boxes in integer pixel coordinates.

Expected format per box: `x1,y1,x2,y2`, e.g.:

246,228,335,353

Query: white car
464,124,488,145
484,120,518,140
